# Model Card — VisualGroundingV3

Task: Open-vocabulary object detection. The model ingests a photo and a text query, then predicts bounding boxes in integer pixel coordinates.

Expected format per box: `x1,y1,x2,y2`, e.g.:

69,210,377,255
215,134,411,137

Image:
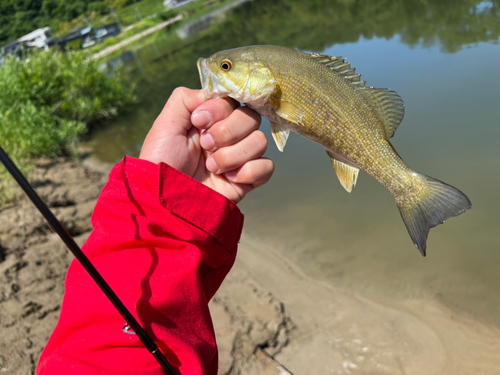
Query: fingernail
201,132,215,151
206,157,219,173
192,110,211,127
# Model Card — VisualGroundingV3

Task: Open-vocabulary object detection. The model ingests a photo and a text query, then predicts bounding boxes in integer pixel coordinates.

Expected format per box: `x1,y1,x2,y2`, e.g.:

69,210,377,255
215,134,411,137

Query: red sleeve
37,156,244,375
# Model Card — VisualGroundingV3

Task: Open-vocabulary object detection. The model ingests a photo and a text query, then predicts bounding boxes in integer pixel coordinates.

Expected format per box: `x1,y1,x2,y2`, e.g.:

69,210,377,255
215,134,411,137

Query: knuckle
254,130,268,150
214,98,232,113
172,87,187,98
213,148,229,170
216,122,233,145
265,163,275,181
243,163,255,181
241,107,262,127
170,87,192,106
254,160,274,184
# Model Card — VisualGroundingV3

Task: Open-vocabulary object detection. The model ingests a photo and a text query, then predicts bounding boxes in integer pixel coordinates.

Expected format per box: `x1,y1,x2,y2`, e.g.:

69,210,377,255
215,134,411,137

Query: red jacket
37,156,244,375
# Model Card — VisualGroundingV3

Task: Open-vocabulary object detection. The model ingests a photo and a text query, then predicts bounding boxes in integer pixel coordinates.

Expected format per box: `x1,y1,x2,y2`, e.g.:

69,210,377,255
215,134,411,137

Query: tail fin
397,174,471,256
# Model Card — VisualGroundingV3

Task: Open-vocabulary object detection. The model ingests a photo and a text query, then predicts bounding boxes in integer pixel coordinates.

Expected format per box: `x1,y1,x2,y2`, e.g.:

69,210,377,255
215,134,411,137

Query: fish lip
197,58,206,89
197,57,222,100
197,57,209,99
196,57,227,100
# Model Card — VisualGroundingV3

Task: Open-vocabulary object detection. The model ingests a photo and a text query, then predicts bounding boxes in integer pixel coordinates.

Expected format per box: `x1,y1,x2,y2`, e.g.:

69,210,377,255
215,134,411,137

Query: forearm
37,156,244,375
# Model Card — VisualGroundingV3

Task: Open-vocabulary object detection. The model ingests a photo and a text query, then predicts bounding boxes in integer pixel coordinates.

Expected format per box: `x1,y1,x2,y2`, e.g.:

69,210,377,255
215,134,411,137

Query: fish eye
220,59,232,71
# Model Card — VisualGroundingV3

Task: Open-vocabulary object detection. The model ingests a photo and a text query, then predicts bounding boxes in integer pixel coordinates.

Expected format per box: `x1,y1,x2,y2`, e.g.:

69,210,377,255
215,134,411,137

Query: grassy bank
0,50,135,205
86,0,228,57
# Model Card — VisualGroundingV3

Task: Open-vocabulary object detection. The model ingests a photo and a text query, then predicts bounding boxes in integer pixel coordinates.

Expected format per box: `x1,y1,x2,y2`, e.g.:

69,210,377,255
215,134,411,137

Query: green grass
114,0,167,26
87,0,232,58
0,50,135,205
87,16,162,55
58,0,209,35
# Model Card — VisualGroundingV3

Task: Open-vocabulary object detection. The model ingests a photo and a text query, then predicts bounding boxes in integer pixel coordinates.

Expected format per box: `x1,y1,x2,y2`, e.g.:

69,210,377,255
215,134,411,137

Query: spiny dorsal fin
326,151,360,193
359,87,405,139
270,122,290,152
310,53,366,87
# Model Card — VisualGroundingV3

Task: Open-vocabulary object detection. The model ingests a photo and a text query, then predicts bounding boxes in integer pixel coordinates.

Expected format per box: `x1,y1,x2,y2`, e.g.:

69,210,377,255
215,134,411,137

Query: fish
197,45,471,256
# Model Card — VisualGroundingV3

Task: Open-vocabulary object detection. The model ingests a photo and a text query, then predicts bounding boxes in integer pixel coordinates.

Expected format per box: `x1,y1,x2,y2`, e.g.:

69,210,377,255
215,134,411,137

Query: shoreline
1,155,499,374
90,14,184,60
237,234,500,374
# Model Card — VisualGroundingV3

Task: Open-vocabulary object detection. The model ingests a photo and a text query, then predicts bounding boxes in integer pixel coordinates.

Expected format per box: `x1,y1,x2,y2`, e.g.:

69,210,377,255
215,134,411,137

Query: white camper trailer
17,27,55,50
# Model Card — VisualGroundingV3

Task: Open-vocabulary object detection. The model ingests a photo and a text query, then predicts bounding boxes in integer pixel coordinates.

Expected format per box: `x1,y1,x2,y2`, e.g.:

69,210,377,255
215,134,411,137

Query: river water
87,0,500,363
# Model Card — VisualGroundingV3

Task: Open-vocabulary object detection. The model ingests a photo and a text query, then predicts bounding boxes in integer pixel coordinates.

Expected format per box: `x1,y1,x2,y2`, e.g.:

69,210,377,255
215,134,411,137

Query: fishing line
0,145,178,375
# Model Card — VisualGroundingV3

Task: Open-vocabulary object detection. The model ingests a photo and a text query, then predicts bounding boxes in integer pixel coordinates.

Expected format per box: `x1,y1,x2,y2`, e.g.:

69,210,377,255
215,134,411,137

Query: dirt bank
2,156,500,375
0,156,291,375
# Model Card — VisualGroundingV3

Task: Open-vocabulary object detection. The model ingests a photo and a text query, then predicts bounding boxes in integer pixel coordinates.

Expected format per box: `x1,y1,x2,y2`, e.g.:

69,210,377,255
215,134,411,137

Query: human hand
139,87,274,203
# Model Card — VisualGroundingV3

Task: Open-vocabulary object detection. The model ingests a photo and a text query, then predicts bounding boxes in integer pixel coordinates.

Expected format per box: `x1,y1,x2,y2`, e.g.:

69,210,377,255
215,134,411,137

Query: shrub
103,37,118,46
0,49,135,204
66,39,83,50
88,2,110,15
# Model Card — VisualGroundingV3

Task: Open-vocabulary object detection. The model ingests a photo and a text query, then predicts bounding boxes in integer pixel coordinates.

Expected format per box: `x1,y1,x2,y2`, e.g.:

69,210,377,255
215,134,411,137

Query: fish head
197,47,276,107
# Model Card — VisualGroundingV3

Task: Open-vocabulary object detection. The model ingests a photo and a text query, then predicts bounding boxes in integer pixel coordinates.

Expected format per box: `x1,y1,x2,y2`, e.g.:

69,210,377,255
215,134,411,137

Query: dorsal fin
309,52,404,138
310,53,366,87
359,87,405,139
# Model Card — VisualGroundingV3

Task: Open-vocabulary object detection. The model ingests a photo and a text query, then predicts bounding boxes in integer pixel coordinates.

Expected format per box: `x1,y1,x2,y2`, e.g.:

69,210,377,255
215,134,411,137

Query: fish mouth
197,58,221,100
196,58,207,92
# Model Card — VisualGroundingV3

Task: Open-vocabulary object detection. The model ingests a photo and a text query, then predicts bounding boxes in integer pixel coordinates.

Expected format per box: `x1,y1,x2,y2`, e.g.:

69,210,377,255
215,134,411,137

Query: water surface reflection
87,0,500,338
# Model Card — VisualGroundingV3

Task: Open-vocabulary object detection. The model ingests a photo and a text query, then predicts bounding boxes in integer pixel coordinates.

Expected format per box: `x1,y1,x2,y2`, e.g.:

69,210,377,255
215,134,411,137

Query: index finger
154,87,206,135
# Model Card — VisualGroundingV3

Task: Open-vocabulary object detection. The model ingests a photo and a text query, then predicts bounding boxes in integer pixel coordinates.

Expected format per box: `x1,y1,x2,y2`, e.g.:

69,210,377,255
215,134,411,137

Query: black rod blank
0,145,178,375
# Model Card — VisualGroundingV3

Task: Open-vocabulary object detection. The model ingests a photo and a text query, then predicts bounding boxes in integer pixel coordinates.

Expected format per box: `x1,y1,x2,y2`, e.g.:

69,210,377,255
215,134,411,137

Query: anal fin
271,122,290,152
327,151,359,193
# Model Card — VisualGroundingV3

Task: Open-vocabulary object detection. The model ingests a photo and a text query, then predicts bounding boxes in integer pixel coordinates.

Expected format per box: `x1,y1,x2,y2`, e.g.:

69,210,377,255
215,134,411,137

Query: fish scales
254,47,412,196
197,45,471,256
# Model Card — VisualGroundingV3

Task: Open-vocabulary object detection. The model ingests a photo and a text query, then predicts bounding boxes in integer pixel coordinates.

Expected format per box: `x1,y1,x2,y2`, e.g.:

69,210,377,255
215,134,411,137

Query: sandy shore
234,235,500,374
0,156,290,374
1,156,499,374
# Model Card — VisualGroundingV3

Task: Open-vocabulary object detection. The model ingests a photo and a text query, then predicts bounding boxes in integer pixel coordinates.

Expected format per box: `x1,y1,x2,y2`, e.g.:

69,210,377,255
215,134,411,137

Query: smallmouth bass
197,45,471,256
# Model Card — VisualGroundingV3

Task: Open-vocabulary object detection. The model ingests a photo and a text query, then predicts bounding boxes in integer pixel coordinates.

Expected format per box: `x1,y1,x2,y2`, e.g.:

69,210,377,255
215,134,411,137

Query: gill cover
197,49,276,107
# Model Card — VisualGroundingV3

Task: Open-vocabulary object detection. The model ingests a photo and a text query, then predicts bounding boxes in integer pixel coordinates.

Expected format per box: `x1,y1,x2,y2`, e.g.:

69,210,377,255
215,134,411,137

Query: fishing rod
0,145,178,375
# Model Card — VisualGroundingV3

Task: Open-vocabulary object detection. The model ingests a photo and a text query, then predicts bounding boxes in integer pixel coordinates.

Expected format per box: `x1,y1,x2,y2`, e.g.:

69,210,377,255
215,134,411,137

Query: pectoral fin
275,100,305,126
270,122,290,152
327,151,359,193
